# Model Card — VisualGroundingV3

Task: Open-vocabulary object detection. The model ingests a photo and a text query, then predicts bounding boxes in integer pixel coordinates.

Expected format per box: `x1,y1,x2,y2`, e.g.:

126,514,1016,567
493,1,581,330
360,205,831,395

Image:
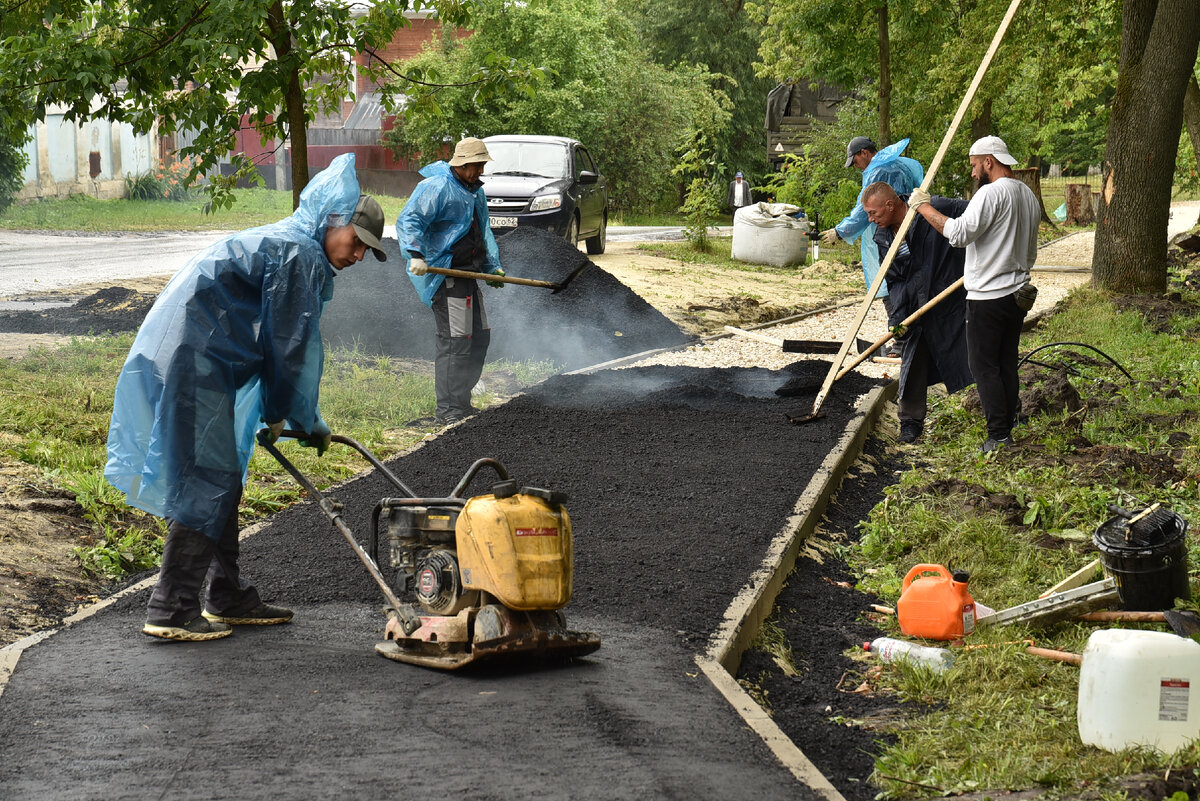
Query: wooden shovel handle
1026,646,1082,666
1075,611,1166,623
427,266,558,289
835,277,965,380
724,326,785,347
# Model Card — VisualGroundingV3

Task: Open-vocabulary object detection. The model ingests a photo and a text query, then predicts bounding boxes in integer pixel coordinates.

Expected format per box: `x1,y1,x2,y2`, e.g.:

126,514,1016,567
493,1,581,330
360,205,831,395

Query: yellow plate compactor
259,431,601,670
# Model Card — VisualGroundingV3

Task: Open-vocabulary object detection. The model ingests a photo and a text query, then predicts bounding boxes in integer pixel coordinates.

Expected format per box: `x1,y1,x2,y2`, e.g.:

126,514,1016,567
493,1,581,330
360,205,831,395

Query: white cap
969,135,1017,166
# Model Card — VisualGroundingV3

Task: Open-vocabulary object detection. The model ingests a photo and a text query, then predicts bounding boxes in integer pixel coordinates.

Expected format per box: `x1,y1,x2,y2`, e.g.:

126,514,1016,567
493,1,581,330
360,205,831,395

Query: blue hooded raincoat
395,160,502,307
834,138,924,298
105,153,363,539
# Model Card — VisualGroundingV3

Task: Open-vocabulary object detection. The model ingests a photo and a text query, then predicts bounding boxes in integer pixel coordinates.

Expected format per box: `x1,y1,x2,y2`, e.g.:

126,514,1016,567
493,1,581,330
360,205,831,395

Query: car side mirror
578,171,599,185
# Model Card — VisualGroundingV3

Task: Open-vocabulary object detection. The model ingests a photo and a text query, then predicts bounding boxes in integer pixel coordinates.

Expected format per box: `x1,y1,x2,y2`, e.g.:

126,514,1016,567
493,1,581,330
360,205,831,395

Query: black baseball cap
844,136,877,168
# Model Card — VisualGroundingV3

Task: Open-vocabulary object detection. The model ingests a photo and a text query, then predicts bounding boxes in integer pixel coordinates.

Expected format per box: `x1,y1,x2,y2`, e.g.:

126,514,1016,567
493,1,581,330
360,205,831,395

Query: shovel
426,263,587,294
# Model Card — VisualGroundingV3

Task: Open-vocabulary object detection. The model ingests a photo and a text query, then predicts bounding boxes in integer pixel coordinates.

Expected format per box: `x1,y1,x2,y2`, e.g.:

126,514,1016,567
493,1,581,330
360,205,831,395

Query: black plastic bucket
1094,510,1191,611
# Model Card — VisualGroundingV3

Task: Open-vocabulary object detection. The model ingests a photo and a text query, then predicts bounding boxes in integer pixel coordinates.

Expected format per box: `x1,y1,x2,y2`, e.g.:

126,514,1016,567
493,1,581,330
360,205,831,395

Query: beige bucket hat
448,137,493,167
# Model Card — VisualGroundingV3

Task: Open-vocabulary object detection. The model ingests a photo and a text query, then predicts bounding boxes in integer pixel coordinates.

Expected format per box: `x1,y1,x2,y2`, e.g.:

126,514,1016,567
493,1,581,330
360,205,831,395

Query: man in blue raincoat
396,137,506,424
105,153,387,642
820,137,924,328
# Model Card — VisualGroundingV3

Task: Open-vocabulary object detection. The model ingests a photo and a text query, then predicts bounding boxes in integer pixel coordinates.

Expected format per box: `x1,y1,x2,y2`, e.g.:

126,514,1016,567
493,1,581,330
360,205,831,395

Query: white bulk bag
731,202,811,268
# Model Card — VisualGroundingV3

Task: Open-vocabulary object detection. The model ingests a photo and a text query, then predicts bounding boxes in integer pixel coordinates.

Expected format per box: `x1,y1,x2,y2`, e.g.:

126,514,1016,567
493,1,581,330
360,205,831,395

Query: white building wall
17,111,158,202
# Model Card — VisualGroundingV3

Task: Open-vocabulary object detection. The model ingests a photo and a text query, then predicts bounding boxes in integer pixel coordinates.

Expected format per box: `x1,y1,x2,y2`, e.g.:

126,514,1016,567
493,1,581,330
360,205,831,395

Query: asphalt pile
320,227,691,369
0,287,157,335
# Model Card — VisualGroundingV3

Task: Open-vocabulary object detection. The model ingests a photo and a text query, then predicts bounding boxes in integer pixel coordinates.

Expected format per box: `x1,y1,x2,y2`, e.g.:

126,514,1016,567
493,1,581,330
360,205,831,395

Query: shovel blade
550,262,588,294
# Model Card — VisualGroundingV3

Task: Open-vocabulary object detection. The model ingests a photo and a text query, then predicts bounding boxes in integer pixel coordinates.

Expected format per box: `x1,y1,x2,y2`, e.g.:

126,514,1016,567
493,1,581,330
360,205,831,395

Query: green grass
838,279,1200,798
0,189,409,232
0,334,548,580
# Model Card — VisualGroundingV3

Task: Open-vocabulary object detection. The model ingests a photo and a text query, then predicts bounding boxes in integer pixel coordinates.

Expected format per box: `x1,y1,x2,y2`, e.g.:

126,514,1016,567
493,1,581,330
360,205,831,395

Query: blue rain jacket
105,153,362,539
834,138,924,298
396,160,502,307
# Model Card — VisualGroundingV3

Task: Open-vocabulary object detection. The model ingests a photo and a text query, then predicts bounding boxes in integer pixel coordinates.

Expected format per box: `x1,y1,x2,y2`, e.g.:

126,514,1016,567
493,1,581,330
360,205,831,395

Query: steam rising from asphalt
320,227,690,372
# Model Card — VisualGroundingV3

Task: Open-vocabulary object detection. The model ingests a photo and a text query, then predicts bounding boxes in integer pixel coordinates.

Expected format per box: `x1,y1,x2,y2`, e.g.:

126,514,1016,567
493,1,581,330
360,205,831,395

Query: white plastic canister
1077,628,1200,753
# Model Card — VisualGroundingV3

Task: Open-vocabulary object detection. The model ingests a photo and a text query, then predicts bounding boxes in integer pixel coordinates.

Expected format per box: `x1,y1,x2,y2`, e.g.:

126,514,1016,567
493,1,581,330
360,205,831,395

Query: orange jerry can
897,564,976,641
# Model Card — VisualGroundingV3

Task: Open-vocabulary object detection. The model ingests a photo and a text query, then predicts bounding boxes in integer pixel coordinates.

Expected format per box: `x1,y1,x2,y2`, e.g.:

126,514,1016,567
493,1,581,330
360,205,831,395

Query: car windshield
483,142,569,179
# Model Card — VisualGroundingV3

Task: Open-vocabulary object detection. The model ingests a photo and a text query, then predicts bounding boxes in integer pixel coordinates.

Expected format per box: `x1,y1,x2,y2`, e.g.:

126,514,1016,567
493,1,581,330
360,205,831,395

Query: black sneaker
202,603,293,626
143,617,232,641
981,436,1014,454
898,421,923,444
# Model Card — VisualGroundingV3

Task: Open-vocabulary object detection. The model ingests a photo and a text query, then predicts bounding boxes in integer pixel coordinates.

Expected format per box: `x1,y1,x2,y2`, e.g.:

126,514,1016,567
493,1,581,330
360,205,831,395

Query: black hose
1017,341,1134,383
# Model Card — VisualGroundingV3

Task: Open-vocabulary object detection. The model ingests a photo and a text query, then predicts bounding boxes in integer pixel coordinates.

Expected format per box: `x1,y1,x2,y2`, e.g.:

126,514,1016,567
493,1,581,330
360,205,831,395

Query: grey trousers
431,277,491,420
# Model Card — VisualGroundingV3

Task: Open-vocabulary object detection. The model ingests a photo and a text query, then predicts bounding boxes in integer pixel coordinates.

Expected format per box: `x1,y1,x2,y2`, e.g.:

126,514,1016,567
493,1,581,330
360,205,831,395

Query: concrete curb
695,380,897,799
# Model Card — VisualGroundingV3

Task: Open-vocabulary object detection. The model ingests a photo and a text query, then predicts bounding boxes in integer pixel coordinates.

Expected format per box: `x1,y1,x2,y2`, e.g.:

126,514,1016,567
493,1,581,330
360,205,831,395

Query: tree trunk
970,98,992,144
877,4,891,146
1093,0,1200,293
267,1,309,210
1066,183,1095,225
1184,74,1200,172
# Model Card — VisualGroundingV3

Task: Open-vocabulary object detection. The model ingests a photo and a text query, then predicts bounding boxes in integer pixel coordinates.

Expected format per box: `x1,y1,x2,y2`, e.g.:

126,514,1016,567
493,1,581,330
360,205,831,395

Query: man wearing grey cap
820,136,924,351
106,153,385,641
909,135,1041,453
397,137,507,424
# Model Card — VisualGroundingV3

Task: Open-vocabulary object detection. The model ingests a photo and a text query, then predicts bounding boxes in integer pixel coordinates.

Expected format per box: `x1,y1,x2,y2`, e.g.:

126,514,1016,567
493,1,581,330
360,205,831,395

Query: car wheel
564,216,579,248
585,212,607,255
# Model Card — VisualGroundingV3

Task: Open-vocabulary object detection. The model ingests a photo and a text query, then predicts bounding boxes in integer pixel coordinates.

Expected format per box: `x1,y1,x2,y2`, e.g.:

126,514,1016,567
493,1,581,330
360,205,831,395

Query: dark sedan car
479,135,608,254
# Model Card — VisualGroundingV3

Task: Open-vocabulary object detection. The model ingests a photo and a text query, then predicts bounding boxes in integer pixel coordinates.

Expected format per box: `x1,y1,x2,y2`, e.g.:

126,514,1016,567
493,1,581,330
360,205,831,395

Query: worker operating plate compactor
259,429,601,670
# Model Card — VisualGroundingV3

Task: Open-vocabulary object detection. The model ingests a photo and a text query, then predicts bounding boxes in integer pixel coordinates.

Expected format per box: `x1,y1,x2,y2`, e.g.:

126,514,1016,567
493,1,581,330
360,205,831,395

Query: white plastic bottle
864,637,955,673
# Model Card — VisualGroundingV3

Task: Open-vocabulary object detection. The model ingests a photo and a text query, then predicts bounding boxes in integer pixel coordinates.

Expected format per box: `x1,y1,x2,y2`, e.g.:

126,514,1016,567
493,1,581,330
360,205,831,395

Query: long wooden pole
835,277,965,379
808,0,1026,418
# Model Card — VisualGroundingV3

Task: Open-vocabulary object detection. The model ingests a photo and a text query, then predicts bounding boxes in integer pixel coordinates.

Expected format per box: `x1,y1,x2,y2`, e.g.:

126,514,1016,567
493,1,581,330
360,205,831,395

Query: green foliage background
0,129,26,215
382,0,732,215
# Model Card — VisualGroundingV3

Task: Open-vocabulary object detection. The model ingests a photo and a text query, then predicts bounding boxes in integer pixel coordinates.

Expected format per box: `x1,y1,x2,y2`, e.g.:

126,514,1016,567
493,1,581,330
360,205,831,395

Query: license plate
489,215,518,228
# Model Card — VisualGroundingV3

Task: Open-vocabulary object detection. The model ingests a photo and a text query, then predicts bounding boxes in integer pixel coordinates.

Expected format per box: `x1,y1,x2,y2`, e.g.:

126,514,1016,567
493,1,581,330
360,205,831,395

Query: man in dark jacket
862,181,973,443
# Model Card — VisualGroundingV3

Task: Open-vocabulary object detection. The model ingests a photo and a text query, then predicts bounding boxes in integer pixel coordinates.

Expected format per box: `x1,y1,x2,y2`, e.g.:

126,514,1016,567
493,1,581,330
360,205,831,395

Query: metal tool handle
257,430,423,634
276,429,418,497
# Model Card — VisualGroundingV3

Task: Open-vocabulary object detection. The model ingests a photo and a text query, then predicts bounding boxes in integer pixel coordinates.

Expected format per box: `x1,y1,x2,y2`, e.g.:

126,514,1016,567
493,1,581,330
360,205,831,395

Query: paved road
0,226,720,298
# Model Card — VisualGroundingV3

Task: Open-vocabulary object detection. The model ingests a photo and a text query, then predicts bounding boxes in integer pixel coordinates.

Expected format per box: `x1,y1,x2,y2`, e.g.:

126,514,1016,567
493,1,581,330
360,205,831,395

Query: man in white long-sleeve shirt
908,136,1040,453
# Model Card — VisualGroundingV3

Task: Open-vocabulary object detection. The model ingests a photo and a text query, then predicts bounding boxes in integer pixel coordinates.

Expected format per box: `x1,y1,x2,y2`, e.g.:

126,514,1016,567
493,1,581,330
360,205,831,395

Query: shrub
125,156,201,201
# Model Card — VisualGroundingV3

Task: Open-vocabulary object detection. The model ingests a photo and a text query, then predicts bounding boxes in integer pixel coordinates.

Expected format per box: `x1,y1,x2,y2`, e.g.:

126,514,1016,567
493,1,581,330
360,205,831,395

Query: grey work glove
908,188,931,210
486,268,506,289
408,257,429,276
820,228,839,247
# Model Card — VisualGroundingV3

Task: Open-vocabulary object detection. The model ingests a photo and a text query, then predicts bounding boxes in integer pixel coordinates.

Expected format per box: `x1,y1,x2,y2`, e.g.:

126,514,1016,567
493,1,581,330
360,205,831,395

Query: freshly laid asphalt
0,363,881,801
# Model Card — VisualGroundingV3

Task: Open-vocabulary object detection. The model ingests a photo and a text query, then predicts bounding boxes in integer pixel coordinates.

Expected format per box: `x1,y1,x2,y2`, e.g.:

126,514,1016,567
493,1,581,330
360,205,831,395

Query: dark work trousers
897,334,933,425
431,277,490,420
965,293,1026,440
145,484,261,626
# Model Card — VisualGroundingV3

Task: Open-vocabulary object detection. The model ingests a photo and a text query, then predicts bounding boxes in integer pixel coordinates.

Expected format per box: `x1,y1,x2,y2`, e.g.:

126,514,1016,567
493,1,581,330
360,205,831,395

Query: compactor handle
902,563,951,592
261,428,418,497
